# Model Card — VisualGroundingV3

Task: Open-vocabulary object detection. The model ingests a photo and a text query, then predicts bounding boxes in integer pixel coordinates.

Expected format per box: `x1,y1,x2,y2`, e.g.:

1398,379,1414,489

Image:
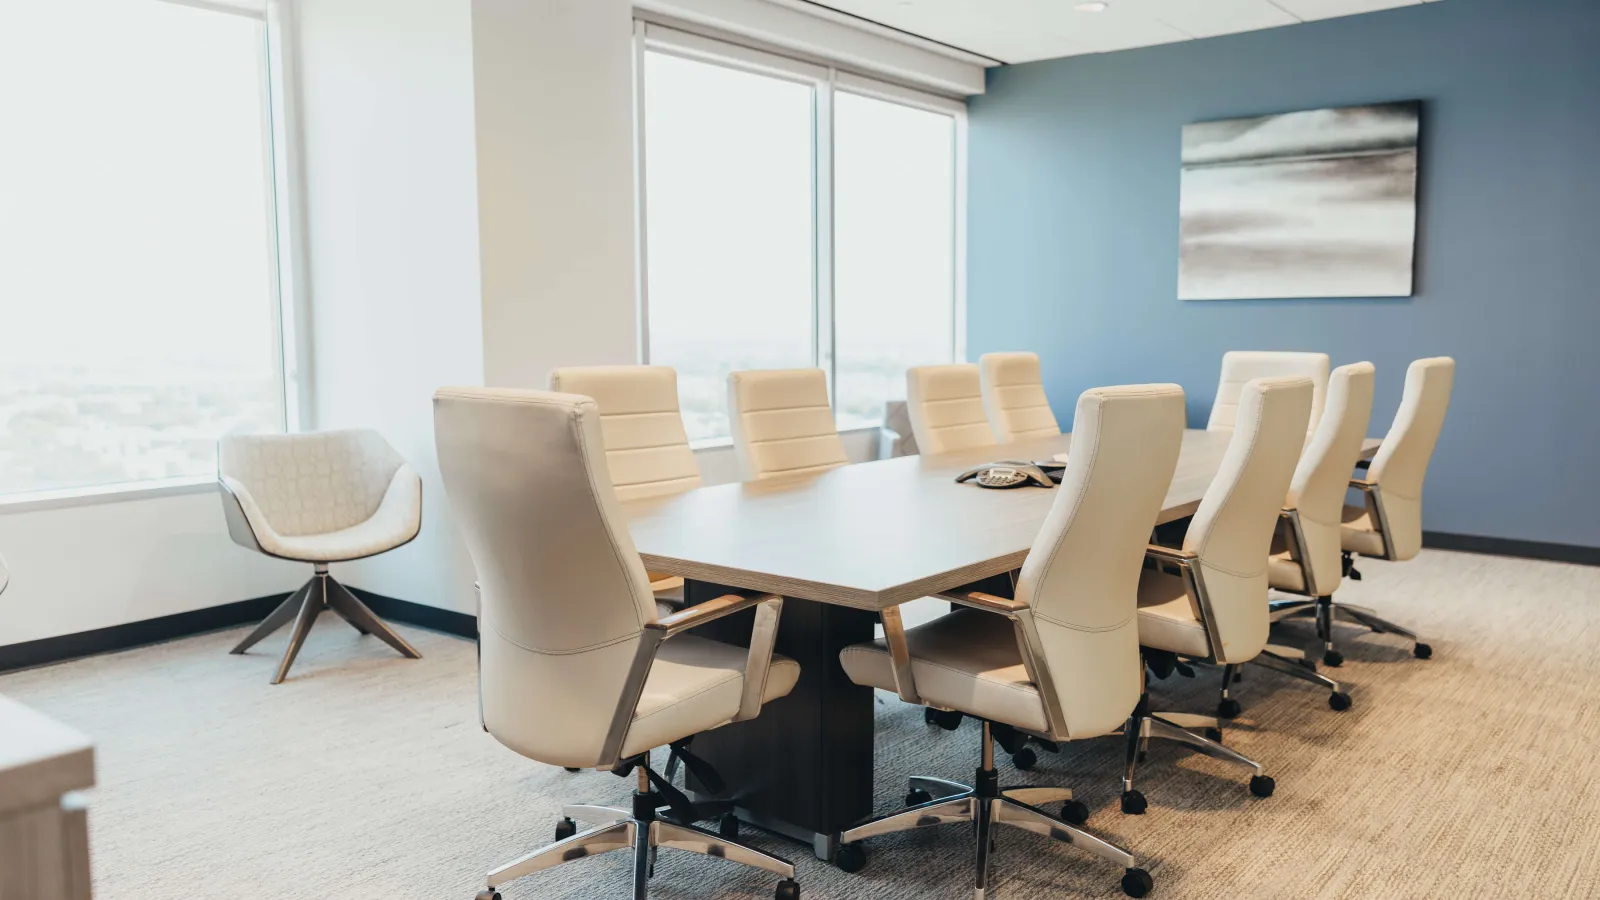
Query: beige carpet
4,549,1599,899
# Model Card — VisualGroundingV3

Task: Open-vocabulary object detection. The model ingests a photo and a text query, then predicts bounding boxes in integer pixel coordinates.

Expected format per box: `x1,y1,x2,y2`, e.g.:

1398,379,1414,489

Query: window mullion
814,70,837,412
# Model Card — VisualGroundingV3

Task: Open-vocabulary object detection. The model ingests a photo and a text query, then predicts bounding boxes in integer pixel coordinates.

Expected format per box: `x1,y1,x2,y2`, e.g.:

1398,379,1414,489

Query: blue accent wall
967,0,1600,549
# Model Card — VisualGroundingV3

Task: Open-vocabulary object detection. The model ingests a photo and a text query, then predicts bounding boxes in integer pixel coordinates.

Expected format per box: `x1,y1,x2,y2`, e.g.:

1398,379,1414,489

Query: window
0,0,291,499
637,28,964,443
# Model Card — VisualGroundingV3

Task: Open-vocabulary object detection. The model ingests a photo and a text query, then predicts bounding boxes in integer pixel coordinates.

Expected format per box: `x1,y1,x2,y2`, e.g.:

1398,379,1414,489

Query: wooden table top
624,430,1381,611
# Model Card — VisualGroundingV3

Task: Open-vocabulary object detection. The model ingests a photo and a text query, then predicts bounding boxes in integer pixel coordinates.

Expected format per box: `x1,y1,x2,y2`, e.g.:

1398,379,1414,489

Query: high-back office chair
905,363,993,455
1120,376,1313,814
1207,351,1330,438
1266,362,1376,674
433,388,802,900
548,365,701,609
1338,357,1456,660
727,368,848,481
977,351,1061,443
219,430,423,684
834,384,1187,899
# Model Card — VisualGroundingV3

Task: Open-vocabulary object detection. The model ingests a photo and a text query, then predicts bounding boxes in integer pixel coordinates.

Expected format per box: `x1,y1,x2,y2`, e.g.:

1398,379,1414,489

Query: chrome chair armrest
878,606,923,706
597,591,783,770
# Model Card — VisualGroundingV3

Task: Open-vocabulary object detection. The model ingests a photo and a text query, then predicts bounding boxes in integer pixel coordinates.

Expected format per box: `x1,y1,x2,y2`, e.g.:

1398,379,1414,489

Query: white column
471,0,641,389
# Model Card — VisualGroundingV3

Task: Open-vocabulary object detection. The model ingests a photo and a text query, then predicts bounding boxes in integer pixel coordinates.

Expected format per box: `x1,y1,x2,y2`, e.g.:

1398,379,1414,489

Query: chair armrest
599,591,785,767
1349,478,1378,493
648,591,774,637
935,590,1027,616
1144,545,1198,564
648,590,786,723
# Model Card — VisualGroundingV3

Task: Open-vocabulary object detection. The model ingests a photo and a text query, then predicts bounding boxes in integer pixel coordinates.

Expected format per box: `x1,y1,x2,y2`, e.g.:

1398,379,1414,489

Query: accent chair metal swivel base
231,564,420,684
836,722,1152,899
1118,690,1274,816
474,766,799,900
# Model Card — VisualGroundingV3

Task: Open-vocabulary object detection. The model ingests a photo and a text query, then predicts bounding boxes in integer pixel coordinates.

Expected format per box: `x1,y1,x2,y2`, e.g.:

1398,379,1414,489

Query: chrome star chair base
1117,674,1275,816
231,564,419,684
476,760,798,900
836,722,1153,899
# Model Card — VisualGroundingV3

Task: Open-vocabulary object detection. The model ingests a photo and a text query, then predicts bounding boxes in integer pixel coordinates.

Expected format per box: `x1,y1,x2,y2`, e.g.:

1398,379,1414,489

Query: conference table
622,429,1381,859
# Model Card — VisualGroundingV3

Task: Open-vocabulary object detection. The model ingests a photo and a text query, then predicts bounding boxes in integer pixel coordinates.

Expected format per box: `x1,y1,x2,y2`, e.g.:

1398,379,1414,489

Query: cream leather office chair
977,351,1060,443
905,364,993,455
1266,362,1376,674
548,365,701,610
219,429,423,684
1207,351,1329,438
834,384,1186,900
434,388,802,900
727,368,848,481
1338,357,1455,660
1120,375,1312,814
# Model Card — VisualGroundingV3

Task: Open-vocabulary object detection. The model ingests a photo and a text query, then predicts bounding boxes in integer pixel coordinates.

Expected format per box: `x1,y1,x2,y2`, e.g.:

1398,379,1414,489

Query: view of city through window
0,0,284,497
641,48,959,443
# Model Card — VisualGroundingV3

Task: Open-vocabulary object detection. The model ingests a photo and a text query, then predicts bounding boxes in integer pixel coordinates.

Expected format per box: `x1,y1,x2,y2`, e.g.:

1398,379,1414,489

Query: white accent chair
433,388,801,900
219,429,423,684
905,364,993,455
977,351,1060,443
549,365,702,609
1207,351,1330,438
727,368,848,482
1339,357,1456,660
833,384,1186,900
1266,362,1376,672
1119,375,1313,814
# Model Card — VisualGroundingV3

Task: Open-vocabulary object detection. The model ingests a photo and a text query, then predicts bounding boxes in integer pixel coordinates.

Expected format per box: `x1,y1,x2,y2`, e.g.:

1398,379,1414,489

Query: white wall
0,490,301,646
472,0,642,389
295,0,486,614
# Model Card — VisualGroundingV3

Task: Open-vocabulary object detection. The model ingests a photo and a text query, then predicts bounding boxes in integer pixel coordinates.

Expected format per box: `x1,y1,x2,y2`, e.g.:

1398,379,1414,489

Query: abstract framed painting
1178,101,1421,300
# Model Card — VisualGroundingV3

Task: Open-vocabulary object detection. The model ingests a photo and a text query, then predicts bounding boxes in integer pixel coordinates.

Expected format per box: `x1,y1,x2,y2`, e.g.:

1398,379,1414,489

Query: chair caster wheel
924,707,938,725
1329,691,1352,712
1414,643,1433,659
930,709,964,731
835,842,866,873
1011,747,1037,771
1060,799,1090,825
1217,698,1242,719
775,878,801,900
905,788,933,807
1249,775,1275,798
1120,790,1147,815
475,892,502,900
1233,670,1243,684
718,813,739,838
554,816,577,841
1204,727,1223,743
1121,867,1154,898
563,767,580,772
1323,649,1344,668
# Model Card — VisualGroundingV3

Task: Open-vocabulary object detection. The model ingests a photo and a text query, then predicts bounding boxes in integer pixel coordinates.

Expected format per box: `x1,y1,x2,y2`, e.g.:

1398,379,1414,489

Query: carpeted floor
3,549,1598,899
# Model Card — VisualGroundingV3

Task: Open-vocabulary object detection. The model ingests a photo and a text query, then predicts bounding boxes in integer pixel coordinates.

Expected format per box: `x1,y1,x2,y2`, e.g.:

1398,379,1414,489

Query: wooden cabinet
0,696,94,900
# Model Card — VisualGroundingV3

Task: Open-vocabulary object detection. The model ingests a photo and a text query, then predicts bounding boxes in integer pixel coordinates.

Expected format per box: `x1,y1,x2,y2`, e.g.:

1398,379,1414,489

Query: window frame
0,0,304,512
632,23,967,444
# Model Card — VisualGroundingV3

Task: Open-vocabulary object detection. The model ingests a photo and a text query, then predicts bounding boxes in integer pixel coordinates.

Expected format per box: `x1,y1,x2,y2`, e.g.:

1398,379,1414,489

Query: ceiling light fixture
1074,1,1108,11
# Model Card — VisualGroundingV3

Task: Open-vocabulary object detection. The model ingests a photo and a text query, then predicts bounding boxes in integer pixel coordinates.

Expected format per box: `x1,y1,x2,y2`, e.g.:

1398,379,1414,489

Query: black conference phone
954,460,1064,490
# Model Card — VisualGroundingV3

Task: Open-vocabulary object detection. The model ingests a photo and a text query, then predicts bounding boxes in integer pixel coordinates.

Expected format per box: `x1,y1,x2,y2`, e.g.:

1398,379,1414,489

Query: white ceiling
804,0,1445,64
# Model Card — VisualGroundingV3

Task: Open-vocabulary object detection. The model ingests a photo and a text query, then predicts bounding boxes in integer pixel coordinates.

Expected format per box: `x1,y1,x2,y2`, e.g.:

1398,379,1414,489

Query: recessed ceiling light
1074,1,1108,11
